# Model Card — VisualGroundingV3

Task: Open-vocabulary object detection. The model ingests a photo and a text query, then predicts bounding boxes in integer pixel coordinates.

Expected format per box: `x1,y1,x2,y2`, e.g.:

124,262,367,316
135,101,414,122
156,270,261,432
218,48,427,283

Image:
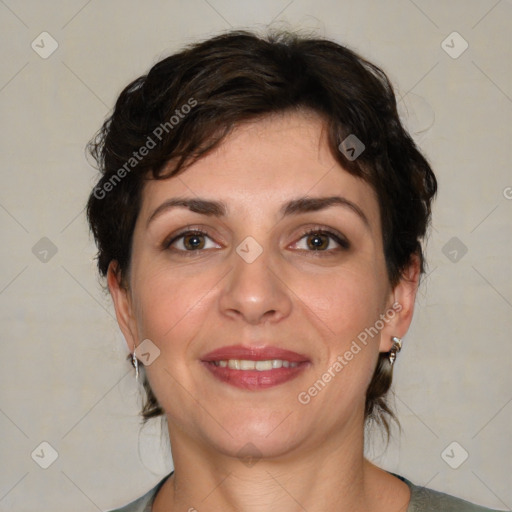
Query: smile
212,359,300,370
201,344,310,390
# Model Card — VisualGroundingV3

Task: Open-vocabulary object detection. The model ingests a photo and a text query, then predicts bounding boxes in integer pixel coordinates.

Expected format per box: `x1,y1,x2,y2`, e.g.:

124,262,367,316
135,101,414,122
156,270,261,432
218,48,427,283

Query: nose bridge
218,235,292,324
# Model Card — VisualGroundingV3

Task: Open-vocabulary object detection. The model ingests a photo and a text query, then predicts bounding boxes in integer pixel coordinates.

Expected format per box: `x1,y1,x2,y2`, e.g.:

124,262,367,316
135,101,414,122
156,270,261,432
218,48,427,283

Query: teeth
240,360,256,370
255,360,272,371
214,359,299,371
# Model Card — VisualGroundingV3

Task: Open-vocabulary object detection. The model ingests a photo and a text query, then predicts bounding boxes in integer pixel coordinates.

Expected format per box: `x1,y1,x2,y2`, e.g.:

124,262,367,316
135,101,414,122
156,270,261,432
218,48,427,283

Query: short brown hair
87,29,437,434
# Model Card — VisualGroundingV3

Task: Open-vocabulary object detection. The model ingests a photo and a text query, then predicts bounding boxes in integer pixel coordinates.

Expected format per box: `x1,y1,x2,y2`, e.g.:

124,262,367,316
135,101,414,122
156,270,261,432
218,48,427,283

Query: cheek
294,273,383,411
130,266,215,417
130,262,214,345
291,264,387,396
294,263,388,341
129,257,226,360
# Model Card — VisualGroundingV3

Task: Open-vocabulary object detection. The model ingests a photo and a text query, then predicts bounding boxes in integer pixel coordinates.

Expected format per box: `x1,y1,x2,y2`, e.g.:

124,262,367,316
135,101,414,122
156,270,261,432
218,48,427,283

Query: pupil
185,234,204,250
309,233,327,250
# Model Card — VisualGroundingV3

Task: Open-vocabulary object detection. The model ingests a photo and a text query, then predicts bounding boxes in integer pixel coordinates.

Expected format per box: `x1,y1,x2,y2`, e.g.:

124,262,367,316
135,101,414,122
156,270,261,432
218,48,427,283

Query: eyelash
163,226,350,257
295,227,350,253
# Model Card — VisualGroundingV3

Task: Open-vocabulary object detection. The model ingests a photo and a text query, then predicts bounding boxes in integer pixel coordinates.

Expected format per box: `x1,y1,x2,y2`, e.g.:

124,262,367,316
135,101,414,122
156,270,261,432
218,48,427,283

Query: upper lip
201,345,309,363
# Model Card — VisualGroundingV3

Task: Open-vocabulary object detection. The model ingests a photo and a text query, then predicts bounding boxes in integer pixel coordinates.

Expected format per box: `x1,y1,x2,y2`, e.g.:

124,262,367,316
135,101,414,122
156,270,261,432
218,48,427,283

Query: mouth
201,345,310,390
212,358,300,370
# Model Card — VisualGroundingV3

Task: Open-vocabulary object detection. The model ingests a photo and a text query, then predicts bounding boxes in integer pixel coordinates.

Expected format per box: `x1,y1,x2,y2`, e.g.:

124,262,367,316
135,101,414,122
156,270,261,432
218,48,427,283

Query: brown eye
166,230,220,253
292,228,350,253
306,233,330,250
182,233,206,250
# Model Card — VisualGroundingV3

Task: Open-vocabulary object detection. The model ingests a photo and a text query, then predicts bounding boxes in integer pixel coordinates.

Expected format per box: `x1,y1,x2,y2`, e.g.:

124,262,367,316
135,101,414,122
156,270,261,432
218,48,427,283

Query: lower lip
202,361,309,390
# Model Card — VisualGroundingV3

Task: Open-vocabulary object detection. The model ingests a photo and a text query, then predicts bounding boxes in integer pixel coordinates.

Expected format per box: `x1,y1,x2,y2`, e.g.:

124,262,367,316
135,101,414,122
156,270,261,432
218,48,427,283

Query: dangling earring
388,336,402,366
132,350,139,381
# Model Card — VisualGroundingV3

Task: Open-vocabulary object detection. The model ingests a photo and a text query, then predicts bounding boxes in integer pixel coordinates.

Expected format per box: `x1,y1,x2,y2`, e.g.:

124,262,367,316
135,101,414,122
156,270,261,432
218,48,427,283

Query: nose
218,243,293,325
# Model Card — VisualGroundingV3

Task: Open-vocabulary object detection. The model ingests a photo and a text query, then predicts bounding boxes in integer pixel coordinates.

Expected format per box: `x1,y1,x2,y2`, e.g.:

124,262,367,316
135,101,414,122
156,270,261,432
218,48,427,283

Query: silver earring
132,351,139,381
388,336,402,365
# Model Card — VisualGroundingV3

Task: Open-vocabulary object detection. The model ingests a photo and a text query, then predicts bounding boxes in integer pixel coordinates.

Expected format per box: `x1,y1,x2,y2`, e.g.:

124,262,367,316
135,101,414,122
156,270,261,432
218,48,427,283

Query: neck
152,415,406,512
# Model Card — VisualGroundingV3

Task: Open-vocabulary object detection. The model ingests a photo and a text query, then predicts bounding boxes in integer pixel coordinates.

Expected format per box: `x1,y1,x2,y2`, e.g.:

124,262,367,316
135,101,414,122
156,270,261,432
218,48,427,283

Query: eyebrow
146,195,370,229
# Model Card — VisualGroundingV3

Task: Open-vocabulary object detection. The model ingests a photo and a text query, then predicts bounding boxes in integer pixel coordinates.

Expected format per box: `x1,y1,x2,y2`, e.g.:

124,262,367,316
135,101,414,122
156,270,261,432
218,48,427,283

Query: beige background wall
0,1,511,510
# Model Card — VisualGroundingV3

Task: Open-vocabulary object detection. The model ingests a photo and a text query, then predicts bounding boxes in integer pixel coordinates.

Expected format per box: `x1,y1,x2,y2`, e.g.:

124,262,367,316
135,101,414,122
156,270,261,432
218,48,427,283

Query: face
109,110,418,460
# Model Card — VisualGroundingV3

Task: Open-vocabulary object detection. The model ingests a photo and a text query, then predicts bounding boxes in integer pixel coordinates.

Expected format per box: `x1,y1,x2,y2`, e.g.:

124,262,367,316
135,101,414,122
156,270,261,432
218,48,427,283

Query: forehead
139,111,380,227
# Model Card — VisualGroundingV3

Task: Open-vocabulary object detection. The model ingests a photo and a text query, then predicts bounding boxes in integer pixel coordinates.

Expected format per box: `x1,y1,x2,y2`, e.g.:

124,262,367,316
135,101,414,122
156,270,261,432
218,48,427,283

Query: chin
216,432,303,462
194,412,310,462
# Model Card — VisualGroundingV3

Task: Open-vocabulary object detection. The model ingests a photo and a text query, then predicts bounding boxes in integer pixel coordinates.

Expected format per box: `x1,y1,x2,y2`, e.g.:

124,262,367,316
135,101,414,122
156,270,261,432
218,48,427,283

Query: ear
379,253,421,353
107,261,138,353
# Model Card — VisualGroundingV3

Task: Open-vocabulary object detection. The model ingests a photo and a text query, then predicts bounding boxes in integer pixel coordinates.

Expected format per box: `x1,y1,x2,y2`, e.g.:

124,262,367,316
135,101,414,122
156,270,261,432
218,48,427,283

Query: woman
87,30,505,512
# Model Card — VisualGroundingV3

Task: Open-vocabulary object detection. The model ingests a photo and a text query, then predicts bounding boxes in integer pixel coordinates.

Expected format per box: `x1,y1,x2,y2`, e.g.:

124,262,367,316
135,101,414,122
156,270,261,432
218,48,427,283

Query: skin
109,110,420,512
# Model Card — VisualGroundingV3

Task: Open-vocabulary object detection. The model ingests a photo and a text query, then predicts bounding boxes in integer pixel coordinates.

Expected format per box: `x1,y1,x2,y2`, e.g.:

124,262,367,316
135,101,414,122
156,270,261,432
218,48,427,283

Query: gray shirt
107,472,507,512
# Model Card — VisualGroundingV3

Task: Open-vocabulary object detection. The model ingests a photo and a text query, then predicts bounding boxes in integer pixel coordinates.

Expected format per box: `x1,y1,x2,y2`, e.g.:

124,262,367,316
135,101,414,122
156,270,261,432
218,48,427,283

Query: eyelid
291,225,350,251
162,224,350,253
162,225,222,250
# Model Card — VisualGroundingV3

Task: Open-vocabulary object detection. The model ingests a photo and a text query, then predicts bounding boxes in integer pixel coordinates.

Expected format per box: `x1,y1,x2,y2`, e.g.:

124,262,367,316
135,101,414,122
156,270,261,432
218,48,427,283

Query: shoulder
107,471,508,512
106,473,172,512
392,473,509,512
